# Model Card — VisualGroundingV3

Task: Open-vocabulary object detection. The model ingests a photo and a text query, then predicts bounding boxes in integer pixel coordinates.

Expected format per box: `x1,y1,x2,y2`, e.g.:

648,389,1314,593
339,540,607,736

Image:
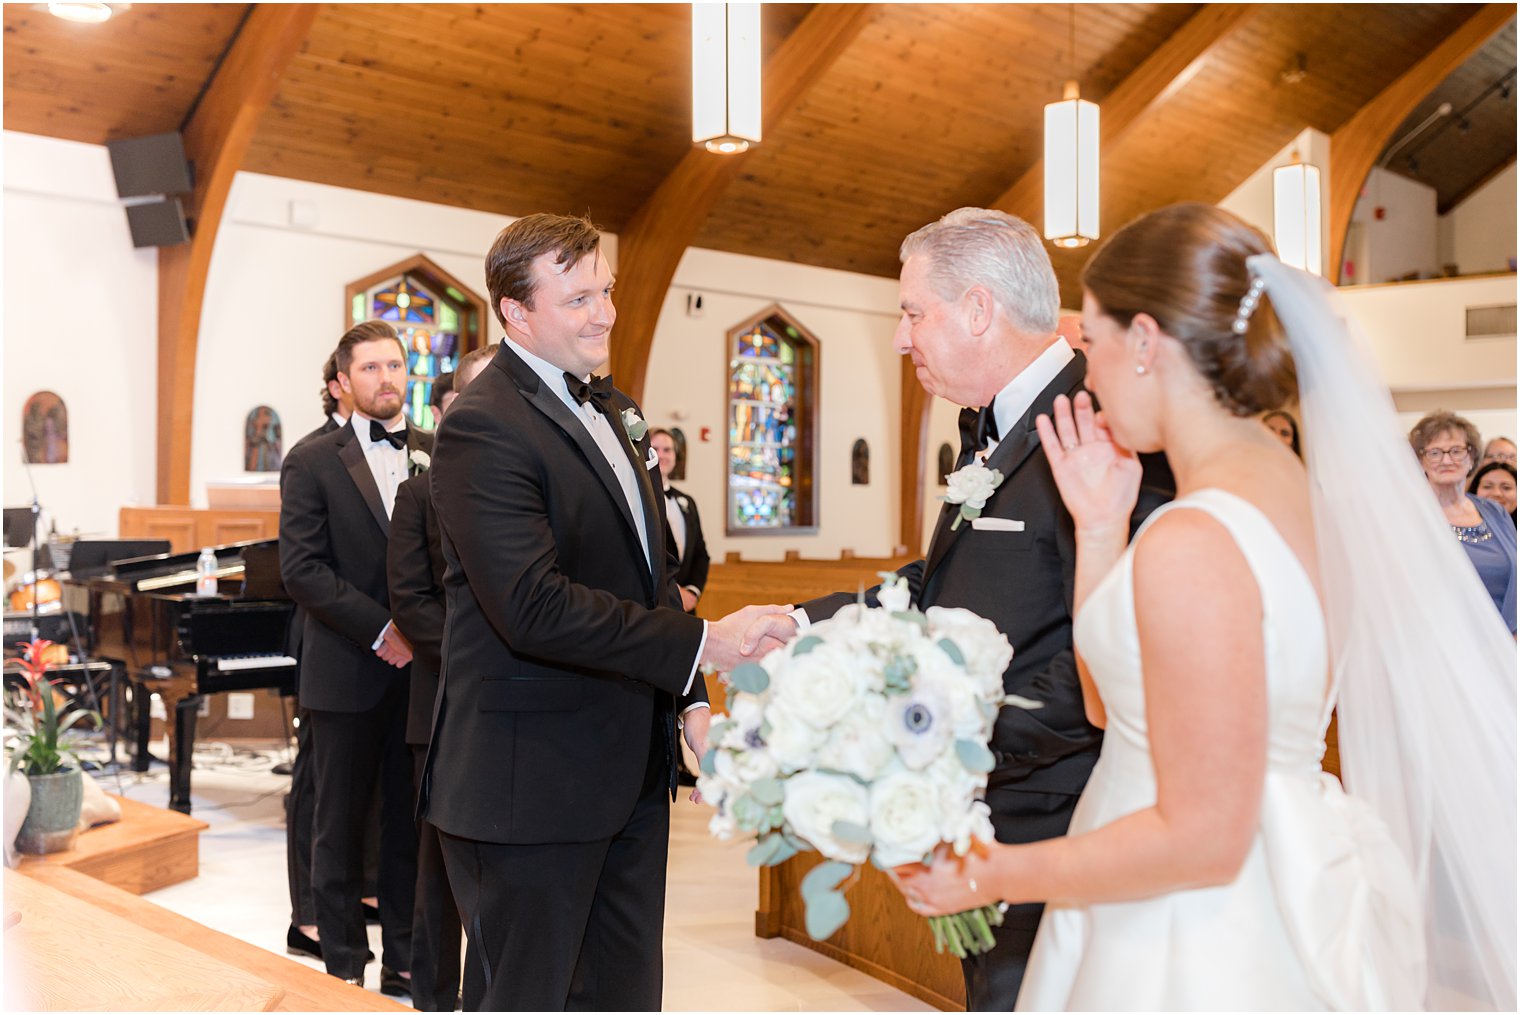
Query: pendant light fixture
1272,150,1322,275
1044,5,1099,248
691,3,761,155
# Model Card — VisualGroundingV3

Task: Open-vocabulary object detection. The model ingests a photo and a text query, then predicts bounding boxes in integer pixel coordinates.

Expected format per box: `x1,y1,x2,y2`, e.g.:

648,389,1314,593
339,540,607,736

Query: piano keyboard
214,654,298,672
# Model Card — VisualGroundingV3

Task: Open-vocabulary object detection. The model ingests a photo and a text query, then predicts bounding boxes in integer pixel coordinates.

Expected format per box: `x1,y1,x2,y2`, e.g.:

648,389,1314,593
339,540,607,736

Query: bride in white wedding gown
891,204,1516,1011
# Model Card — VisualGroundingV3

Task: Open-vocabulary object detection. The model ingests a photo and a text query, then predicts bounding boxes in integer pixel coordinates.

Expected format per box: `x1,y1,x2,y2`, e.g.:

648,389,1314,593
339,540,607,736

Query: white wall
645,248,903,561
3,132,159,541
1219,128,1332,277
1345,167,1441,284
1438,161,1517,276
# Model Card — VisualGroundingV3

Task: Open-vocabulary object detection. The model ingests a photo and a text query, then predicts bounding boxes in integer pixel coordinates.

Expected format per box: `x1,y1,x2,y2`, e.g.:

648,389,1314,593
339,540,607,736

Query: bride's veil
1251,253,1517,1011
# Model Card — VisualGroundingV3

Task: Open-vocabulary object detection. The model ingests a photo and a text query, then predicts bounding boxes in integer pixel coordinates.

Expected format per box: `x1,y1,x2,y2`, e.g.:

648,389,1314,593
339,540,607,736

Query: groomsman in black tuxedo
284,352,352,960
280,321,430,990
420,214,787,1011
747,209,1171,1010
650,428,710,615
386,349,492,1011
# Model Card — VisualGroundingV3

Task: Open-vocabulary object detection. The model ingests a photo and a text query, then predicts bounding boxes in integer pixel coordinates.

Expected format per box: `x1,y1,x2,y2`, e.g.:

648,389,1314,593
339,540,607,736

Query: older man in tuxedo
421,214,786,1011
281,321,430,989
748,208,1171,1009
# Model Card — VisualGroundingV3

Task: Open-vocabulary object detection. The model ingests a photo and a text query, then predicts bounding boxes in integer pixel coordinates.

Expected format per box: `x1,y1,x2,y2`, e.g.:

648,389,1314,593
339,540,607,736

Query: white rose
868,769,945,867
942,798,995,856
715,741,778,784
769,643,865,731
815,696,894,781
882,677,956,770
764,701,827,773
876,577,911,614
925,607,1014,697
944,463,1000,509
781,771,871,863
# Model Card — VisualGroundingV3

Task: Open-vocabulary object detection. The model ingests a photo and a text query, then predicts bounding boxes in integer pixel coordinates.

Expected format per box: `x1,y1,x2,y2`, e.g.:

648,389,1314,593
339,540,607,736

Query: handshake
697,603,802,673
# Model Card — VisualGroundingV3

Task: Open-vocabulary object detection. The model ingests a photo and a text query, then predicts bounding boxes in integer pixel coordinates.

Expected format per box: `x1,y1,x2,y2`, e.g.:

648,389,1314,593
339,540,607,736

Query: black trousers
286,706,317,927
961,787,1081,1011
411,746,466,1011
439,742,671,1011
308,682,417,979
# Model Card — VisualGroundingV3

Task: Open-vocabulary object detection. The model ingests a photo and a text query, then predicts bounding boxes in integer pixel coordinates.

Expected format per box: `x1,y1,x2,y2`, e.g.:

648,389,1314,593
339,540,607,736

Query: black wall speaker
125,197,190,248
106,132,193,198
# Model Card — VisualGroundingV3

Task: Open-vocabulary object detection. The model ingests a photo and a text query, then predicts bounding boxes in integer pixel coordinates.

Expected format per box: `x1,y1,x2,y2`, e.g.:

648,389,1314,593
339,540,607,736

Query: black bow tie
564,372,614,410
956,403,999,466
369,420,406,449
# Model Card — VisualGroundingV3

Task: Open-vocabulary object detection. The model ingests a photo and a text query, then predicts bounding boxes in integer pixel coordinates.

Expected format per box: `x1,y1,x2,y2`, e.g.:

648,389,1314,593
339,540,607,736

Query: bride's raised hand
1035,391,1142,534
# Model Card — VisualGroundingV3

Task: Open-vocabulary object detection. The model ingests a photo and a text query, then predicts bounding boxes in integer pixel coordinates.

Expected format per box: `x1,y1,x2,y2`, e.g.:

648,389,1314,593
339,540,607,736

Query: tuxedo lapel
607,403,663,584
923,351,1088,580
338,427,390,537
497,345,649,569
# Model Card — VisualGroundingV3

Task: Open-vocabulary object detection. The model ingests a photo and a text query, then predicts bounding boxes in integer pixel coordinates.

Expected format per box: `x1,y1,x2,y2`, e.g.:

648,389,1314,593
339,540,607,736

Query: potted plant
5,639,95,854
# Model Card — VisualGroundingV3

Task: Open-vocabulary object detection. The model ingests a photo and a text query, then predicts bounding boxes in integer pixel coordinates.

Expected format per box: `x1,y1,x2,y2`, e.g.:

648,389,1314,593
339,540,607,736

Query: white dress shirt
664,492,687,561
503,337,708,707
351,411,408,520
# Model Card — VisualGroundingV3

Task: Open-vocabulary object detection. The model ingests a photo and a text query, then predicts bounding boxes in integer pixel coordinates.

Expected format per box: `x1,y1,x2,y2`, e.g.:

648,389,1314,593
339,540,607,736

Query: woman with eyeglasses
1410,410,1517,633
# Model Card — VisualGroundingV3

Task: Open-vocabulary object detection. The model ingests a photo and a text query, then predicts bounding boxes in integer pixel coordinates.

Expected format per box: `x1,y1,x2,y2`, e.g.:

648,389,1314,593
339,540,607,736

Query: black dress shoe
362,901,381,924
379,965,412,997
286,925,322,960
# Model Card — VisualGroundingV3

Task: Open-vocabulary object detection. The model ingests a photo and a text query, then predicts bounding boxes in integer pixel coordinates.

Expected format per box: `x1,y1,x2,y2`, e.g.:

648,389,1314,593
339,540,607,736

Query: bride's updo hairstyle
1082,203,1297,416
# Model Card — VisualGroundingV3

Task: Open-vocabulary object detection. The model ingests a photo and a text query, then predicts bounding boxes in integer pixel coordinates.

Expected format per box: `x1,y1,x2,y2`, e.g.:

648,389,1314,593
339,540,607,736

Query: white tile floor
102,739,931,1012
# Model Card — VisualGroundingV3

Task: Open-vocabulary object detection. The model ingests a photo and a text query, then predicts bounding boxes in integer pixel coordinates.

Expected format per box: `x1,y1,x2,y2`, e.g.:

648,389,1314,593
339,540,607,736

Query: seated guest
386,348,493,1011
1411,410,1517,633
1261,409,1302,458
650,428,709,614
1480,435,1517,468
1469,461,1518,523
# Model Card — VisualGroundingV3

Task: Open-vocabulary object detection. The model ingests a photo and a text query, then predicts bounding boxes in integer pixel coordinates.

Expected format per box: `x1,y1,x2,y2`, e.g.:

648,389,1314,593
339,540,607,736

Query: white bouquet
698,574,1036,956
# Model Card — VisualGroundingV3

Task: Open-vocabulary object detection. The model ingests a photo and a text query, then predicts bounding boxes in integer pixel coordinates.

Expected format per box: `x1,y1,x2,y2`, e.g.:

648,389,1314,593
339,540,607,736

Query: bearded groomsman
281,321,429,991
420,214,787,1010
746,209,1171,1010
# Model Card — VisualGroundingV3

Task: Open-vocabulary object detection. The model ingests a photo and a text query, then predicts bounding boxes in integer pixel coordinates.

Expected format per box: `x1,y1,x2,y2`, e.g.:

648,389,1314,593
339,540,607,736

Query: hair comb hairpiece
1232,276,1268,335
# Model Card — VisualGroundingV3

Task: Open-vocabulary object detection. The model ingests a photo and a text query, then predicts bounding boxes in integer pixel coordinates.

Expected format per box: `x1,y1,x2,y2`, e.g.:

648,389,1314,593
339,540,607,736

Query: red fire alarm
700,426,712,442
1374,206,1387,220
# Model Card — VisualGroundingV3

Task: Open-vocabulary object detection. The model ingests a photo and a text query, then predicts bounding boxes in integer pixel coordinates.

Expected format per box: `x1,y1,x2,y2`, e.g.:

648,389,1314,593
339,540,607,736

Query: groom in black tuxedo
420,214,787,1011
280,321,429,988
754,208,1171,1010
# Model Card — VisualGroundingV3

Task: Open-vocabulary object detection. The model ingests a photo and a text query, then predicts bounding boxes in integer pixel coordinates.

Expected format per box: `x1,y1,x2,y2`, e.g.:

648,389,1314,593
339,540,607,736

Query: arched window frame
724,303,819,536
344,254,488,429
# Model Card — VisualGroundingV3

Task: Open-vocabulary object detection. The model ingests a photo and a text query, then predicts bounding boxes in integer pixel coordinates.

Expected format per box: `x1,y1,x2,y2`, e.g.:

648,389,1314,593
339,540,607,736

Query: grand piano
66,539,296,813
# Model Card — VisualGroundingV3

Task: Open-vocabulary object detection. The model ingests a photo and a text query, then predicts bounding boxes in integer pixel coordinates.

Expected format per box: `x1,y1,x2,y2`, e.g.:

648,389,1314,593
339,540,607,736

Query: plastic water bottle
195,547,218,596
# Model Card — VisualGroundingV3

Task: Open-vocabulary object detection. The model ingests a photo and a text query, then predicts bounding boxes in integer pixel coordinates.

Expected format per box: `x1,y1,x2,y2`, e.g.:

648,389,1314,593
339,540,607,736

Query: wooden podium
758,853,967,1011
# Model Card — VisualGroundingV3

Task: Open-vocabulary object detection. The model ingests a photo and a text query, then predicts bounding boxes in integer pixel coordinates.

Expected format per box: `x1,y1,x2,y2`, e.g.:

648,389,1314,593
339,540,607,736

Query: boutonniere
408,448,431,475
621,407,648,442
941,461,1004,530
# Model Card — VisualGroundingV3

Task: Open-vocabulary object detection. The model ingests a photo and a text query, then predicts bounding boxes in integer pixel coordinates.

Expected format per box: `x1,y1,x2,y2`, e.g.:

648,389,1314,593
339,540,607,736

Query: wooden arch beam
156,4,317,504
607,4,876,404
1328,4,1513,284
990,3,1261,222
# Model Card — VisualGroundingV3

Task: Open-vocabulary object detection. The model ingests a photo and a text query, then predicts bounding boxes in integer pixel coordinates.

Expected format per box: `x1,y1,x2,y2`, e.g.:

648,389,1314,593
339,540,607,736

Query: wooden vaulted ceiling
4,3,1515,306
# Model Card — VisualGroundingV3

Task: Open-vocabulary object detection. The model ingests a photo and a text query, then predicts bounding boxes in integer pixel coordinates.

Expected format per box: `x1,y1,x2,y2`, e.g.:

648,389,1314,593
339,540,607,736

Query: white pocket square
645,448,660,471
971,517,1025,532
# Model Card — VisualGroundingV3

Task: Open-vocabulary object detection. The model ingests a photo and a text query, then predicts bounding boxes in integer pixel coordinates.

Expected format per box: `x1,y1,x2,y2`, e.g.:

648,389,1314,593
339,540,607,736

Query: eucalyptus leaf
770,838,801,865
801,859,855,898
699,748,718,776
891,611,928,632
955,739,996,773
749,777,784,806
804,889,851,941
831,819,873,846
746,833,783,867
962,505,984,521
937,637,966,666
729,662,770,694
732,794,765,831
792,635,824,656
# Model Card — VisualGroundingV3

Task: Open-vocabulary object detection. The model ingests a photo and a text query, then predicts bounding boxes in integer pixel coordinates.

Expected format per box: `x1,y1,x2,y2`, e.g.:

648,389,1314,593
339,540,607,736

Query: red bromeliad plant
5,639,96,776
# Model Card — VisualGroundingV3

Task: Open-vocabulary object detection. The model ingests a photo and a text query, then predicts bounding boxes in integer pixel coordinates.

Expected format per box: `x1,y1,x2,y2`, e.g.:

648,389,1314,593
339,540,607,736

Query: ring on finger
1062,441,1079,451
968,878,978,894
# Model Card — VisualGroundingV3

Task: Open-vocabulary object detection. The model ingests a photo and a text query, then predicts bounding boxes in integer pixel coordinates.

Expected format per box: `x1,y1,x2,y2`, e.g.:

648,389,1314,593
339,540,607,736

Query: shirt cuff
371,619,394,651
789,607,811,631
681,620,709,697
682,584,702,598
681,700,710,717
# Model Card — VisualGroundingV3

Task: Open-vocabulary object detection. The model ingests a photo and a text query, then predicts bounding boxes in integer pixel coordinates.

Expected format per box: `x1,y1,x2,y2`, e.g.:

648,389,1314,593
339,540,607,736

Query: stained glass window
726,307,817,533
348,260,484,430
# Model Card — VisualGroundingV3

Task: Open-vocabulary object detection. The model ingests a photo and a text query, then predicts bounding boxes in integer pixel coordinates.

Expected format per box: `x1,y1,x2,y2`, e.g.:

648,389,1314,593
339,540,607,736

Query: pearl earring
1136,364,1148,376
